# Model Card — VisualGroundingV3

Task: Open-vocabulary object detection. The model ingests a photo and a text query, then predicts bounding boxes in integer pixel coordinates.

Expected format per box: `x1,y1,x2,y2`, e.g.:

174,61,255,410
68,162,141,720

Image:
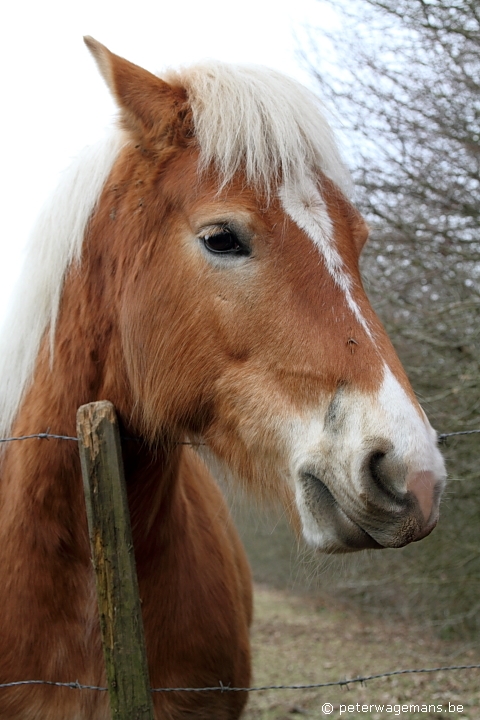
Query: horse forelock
162,61,352,198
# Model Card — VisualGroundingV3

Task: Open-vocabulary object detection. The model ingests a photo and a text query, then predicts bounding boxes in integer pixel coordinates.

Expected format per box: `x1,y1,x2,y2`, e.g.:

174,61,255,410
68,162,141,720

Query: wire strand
1,430,479,446
438,429,480,443
0,429,478,694
0,432,78,443
0,664,479,693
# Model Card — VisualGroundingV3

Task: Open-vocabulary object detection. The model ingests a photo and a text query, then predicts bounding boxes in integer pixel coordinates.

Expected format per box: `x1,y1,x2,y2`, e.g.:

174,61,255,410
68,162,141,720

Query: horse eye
202,229,249,256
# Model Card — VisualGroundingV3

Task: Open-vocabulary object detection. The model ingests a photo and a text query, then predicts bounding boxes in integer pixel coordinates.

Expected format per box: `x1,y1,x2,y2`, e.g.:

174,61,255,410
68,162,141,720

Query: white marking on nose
378,364,446,489
279,179,374,340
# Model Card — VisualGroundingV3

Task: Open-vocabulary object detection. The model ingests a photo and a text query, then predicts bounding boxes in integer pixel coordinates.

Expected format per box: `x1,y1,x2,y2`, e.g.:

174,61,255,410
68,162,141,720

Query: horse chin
301,515,384,554
310,528,383,555
295,476,383,553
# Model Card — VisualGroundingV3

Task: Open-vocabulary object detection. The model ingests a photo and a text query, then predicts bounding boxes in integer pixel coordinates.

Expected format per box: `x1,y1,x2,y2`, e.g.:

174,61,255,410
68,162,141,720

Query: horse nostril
368,451,387,487
364,449,440,535
366,449,401,497
363,445,406,505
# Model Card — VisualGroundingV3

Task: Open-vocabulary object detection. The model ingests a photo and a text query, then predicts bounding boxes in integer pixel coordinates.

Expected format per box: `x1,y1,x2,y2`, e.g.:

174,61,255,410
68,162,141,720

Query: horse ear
84,36,186,144
351,213,370,254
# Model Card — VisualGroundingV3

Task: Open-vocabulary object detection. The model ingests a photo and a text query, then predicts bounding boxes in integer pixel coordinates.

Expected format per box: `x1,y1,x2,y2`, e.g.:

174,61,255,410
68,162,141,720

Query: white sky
0,0,338,323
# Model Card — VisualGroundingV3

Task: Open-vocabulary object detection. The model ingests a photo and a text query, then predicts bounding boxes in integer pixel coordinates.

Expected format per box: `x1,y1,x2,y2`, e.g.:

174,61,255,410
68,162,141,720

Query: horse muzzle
297,456,445,552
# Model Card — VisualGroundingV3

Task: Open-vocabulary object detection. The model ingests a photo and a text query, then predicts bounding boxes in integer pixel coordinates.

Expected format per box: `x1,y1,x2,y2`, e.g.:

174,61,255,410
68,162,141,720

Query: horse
0,37,446,719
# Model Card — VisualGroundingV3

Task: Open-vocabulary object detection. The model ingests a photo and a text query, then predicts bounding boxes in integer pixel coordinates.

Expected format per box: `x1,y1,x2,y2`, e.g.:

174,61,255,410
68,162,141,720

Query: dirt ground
243,585,480,720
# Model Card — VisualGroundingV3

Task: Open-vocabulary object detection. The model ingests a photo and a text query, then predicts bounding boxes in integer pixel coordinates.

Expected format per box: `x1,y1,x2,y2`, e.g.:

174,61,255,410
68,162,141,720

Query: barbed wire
0,663,479,693
0,425,479,696
0,432,205,447
0,432,78,443
438,429,480,443
1,430,479,446
0,428,479,698
0,680,106,692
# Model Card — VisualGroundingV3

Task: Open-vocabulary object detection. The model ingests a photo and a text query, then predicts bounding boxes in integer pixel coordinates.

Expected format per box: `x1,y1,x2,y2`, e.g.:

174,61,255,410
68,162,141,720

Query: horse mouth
301,472,384,552
300,469,438,551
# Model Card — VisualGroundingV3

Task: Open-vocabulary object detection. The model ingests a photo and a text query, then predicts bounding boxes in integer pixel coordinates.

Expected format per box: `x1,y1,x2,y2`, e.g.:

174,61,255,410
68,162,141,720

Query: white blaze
279,179,374,341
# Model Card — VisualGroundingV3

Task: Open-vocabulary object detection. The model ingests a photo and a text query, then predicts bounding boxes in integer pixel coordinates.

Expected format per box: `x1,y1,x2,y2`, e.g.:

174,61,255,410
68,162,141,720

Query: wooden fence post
77,401,155,720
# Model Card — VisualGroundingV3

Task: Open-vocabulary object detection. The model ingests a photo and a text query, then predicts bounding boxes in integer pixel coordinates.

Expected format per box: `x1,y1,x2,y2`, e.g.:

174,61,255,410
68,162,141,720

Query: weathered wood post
77,401,155,720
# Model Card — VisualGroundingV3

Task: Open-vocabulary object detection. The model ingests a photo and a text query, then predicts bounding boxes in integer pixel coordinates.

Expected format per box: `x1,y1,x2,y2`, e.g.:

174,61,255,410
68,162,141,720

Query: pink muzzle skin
406,470,440,541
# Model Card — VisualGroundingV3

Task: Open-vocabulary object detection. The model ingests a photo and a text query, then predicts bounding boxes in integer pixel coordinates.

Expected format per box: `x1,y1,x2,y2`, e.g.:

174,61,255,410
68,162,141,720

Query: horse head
61,40,450,553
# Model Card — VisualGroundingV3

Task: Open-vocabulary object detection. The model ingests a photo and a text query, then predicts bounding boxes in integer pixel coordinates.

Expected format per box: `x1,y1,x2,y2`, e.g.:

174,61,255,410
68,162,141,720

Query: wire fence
2,429,479,445
0,426,479,697
0,432,78,443
0,664,480,694
438,429,480,443
0,432,205,446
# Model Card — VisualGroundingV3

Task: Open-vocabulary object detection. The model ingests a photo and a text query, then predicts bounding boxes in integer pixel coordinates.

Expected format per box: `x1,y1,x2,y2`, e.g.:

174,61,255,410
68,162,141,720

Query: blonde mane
165,61,351,196
0,131,124,437
0,60,350,438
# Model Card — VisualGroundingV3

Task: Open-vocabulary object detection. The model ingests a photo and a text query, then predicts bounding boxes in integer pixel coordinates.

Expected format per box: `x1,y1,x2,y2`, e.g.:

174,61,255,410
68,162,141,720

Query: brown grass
244,584,480,719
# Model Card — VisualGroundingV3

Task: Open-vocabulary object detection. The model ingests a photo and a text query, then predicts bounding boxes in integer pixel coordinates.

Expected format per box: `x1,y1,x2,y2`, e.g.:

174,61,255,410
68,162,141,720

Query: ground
243,585,480,720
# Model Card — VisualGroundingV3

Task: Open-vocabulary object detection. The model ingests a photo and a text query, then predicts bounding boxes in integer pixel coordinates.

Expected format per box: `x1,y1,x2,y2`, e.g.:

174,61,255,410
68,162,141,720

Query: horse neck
1,257,185,568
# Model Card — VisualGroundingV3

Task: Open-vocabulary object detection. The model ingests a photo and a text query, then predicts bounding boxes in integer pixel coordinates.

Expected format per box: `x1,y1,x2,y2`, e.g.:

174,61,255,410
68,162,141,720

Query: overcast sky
0,0,338,324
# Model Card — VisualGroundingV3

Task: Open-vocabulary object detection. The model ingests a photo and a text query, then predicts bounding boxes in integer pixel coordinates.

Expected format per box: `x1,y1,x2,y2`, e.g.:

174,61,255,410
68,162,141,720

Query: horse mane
0,60,351,439
165,61,351,196
0,131,125,438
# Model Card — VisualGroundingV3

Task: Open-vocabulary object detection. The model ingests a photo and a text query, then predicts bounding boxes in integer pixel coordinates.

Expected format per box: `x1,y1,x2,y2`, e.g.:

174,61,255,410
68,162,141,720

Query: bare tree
309,2,478,243
302,0,480,637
